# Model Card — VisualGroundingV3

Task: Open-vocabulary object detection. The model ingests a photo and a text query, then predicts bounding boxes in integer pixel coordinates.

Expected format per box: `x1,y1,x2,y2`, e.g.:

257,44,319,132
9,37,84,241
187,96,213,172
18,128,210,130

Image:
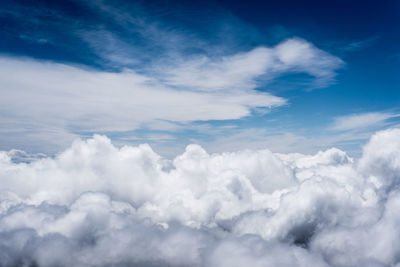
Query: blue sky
0,0,399,157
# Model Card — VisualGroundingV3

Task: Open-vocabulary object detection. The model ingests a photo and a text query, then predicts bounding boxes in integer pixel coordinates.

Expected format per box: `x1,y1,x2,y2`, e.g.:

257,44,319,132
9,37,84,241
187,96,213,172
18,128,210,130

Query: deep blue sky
0,0,399,156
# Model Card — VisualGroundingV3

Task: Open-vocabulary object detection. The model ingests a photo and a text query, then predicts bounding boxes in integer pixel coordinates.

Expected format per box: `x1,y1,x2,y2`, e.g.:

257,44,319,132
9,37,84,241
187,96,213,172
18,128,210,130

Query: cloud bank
0,128,400,266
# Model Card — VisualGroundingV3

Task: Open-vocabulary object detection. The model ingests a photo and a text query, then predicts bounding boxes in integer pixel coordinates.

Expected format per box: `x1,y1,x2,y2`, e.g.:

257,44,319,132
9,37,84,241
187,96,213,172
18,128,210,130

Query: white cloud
164,38,343,91
273,38,344,88
331,112,399,131
0,37,343,153
0,128,400,265
0,56,285,149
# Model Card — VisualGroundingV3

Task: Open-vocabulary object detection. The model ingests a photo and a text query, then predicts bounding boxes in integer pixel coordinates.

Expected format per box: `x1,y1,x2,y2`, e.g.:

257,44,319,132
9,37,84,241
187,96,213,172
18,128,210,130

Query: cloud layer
0,128,400,266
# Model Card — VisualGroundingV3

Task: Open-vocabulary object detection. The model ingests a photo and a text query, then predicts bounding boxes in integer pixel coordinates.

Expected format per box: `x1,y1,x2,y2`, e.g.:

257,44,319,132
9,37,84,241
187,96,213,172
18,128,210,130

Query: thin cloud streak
331,112,400,131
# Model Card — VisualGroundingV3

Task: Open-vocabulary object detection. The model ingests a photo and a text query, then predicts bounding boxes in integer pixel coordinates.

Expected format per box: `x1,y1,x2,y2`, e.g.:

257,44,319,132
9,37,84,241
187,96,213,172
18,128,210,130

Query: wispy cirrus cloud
0,32,343,153
342,35,380,51
163,38,343,92
0,0,345,155
331,112,400,131
0,55,286,152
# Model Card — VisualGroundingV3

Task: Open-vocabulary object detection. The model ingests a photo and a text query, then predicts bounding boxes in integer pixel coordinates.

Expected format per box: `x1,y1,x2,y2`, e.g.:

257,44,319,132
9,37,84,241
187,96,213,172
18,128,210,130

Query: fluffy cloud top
0,128,400,266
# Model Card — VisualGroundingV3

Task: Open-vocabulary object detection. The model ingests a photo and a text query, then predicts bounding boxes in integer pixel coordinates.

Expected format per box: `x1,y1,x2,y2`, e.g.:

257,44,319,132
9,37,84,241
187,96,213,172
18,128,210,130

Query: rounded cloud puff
0,129,400,266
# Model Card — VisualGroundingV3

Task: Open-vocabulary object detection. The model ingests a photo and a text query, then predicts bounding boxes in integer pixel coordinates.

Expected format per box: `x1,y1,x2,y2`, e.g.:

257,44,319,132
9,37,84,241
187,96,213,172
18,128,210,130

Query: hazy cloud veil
0,128,399,266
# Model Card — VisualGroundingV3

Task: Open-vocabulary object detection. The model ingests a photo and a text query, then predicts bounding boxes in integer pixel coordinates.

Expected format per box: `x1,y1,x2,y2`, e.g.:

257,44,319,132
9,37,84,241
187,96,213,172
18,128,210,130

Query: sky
2,1,400,266
0,0,399,157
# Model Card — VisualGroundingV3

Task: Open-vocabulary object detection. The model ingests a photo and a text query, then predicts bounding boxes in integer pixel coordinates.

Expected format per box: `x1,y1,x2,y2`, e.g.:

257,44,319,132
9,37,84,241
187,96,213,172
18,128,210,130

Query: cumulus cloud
0,128,400,266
